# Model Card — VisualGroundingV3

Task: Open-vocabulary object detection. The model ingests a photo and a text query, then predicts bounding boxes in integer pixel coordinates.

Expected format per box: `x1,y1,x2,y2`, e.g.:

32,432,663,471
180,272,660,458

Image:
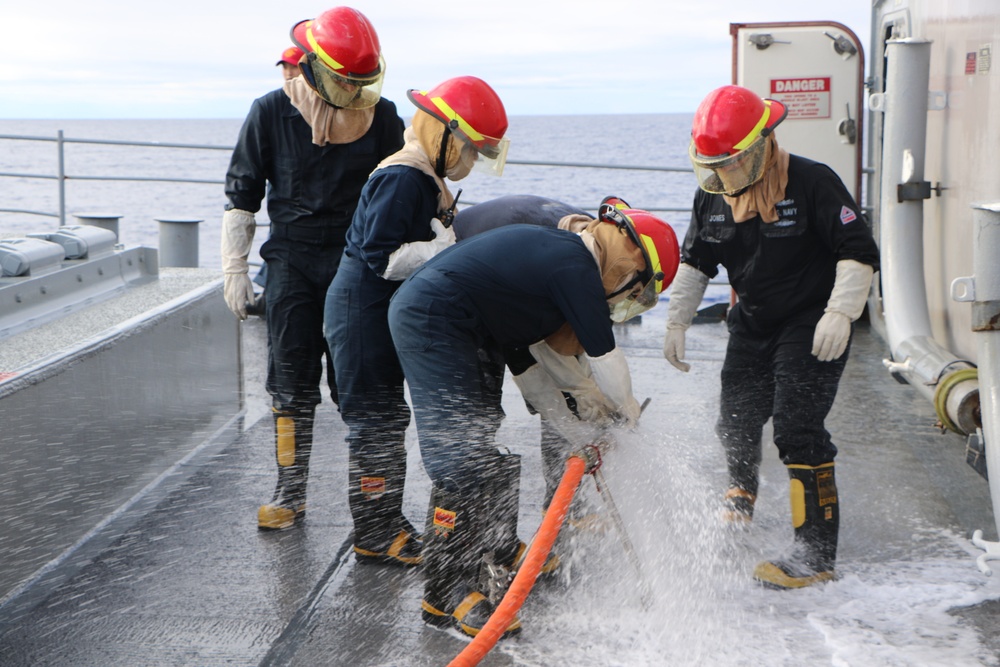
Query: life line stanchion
446,454,589,667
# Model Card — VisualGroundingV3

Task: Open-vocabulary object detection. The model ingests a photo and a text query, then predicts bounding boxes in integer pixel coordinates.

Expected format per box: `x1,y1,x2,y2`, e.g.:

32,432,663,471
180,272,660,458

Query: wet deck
1,304,998,666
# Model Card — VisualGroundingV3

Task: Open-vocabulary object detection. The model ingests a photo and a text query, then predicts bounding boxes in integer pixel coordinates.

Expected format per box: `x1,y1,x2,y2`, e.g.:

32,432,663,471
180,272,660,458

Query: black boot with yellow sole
258,408,314,530
420,483,521,639
350,447,422,567
753,462,839,589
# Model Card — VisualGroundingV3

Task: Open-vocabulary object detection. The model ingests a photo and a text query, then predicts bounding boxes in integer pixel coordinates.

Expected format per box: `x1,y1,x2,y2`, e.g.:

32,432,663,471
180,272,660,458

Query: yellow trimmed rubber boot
349,449,422,567
420,484,521,639
257,409,313,530
754,463,839,589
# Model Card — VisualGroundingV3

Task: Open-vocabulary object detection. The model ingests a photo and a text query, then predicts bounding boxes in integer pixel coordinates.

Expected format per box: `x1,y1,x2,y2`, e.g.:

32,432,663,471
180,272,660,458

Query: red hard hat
691,85,787,158
622,209,679,294
598,199,679,294
407,76,509,158
290,6,382,79
276,46,305,67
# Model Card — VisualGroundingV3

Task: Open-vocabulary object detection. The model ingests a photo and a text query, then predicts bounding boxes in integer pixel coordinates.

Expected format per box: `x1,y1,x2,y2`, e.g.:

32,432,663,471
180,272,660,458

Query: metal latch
824,31,857,57
838,104,857,144
747,33,790,50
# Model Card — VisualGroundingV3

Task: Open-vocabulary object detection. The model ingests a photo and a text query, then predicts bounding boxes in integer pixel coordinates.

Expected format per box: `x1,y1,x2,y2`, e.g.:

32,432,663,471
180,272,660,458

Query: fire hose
447,400,652,667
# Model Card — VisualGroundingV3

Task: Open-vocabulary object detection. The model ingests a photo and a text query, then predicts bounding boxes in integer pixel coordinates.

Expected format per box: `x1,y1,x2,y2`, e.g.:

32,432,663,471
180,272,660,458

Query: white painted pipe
873,38,978,433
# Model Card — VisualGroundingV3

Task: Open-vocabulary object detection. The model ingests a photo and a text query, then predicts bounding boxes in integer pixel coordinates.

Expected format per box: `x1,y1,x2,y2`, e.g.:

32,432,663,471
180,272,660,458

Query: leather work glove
586,347,641,428
527,340,616,424
812,259,875,362
381,218,456,281
663,263,710,371
221,208,257,320
512,363,601,449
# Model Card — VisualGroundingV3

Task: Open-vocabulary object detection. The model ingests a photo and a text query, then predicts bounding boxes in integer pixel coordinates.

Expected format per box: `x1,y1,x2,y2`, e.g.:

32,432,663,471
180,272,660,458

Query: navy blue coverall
225,89,404,412
682,154,880,493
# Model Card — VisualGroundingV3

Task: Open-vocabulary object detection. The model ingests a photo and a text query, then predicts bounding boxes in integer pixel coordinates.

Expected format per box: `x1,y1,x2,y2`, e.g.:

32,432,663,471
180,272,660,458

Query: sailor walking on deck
388,206,677,637
663,85,879,589
323,76,510,566
219,6,405,531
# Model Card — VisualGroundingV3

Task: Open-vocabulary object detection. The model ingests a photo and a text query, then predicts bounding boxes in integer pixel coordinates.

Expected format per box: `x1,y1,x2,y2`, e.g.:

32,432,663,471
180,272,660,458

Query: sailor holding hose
451,195,612,508
388,202,678,637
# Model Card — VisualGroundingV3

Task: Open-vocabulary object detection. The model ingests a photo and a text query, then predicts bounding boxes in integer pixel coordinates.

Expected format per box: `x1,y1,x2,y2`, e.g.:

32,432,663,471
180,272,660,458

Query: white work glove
663,263,710,372
512,364,602,449
221,208,257,320
812,259,875,361
586,347,641,428
528,340,616,424
380,218,456,281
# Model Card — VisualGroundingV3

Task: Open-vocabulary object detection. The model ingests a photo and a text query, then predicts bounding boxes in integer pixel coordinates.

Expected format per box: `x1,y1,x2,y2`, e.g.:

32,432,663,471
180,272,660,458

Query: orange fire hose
446,454,588,667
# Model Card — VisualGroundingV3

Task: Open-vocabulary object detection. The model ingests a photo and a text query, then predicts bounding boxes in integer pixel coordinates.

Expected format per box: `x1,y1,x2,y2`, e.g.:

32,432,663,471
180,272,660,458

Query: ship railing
0,129,872,281
0,130,695,223
0,131,233,224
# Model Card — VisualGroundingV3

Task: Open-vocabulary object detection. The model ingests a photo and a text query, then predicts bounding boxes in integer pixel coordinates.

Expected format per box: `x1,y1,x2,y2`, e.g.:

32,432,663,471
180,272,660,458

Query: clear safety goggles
598,204,663,322
301,52,385,109
689,132,770,195
608,274,659,323
452,125,509,177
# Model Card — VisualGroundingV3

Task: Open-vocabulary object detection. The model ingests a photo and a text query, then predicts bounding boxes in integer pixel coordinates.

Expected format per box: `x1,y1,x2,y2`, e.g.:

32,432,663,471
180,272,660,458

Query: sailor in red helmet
220,7,404,531
275,46,304,81
323,75,510,568
387,199,678,637
663,85,879,589
451,195,679,513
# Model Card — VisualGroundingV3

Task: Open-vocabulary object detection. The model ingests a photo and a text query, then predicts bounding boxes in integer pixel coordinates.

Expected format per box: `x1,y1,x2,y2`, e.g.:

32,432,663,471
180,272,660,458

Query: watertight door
732,22,866,204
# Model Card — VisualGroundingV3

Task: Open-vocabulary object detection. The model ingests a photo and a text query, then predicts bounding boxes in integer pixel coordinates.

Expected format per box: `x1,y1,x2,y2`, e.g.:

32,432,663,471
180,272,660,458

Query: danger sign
770,77,832,119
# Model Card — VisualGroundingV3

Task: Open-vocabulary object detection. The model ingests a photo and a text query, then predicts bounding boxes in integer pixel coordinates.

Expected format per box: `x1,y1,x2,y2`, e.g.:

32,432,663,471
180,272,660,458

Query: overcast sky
0,1,872,119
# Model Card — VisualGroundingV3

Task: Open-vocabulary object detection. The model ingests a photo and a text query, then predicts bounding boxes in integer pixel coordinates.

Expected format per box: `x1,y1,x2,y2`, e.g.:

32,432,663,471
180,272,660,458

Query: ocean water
0,113,699,273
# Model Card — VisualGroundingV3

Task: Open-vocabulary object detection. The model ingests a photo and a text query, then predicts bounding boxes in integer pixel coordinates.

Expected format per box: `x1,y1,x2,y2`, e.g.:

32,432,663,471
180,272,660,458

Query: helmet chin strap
435,133,449,179
435,120,460,179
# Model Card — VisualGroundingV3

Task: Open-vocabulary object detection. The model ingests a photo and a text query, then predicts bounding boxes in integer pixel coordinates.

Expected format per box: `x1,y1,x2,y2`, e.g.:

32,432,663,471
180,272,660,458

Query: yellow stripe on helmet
732,104,771,151
639,234,662,292
429,95,486,142
306,25,345,72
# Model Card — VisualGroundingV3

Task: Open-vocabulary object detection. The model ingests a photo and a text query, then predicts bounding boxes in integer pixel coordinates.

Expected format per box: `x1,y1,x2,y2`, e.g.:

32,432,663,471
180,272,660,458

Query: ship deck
1,304,999,666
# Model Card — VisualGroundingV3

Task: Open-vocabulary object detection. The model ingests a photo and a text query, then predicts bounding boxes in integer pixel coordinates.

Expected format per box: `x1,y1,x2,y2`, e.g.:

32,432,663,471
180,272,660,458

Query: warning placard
769,77,831,119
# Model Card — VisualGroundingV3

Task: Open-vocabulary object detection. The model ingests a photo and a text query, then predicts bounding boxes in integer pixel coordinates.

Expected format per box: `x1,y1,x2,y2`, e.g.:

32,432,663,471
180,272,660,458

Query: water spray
447,398,653,667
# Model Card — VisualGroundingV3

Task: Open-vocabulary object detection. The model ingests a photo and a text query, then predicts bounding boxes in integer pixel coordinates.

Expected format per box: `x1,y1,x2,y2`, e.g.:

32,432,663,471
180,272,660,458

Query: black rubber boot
754,463,839,589
258,408,314,530
349,446,422,567
489,453,561,579
420,483,521,639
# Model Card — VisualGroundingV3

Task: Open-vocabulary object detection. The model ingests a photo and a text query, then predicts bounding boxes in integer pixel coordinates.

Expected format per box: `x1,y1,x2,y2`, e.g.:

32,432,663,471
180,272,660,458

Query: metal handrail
0,130,694,225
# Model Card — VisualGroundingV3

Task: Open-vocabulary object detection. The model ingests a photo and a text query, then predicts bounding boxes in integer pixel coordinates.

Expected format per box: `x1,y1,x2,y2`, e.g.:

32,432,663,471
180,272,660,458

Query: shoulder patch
839,206,857,224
